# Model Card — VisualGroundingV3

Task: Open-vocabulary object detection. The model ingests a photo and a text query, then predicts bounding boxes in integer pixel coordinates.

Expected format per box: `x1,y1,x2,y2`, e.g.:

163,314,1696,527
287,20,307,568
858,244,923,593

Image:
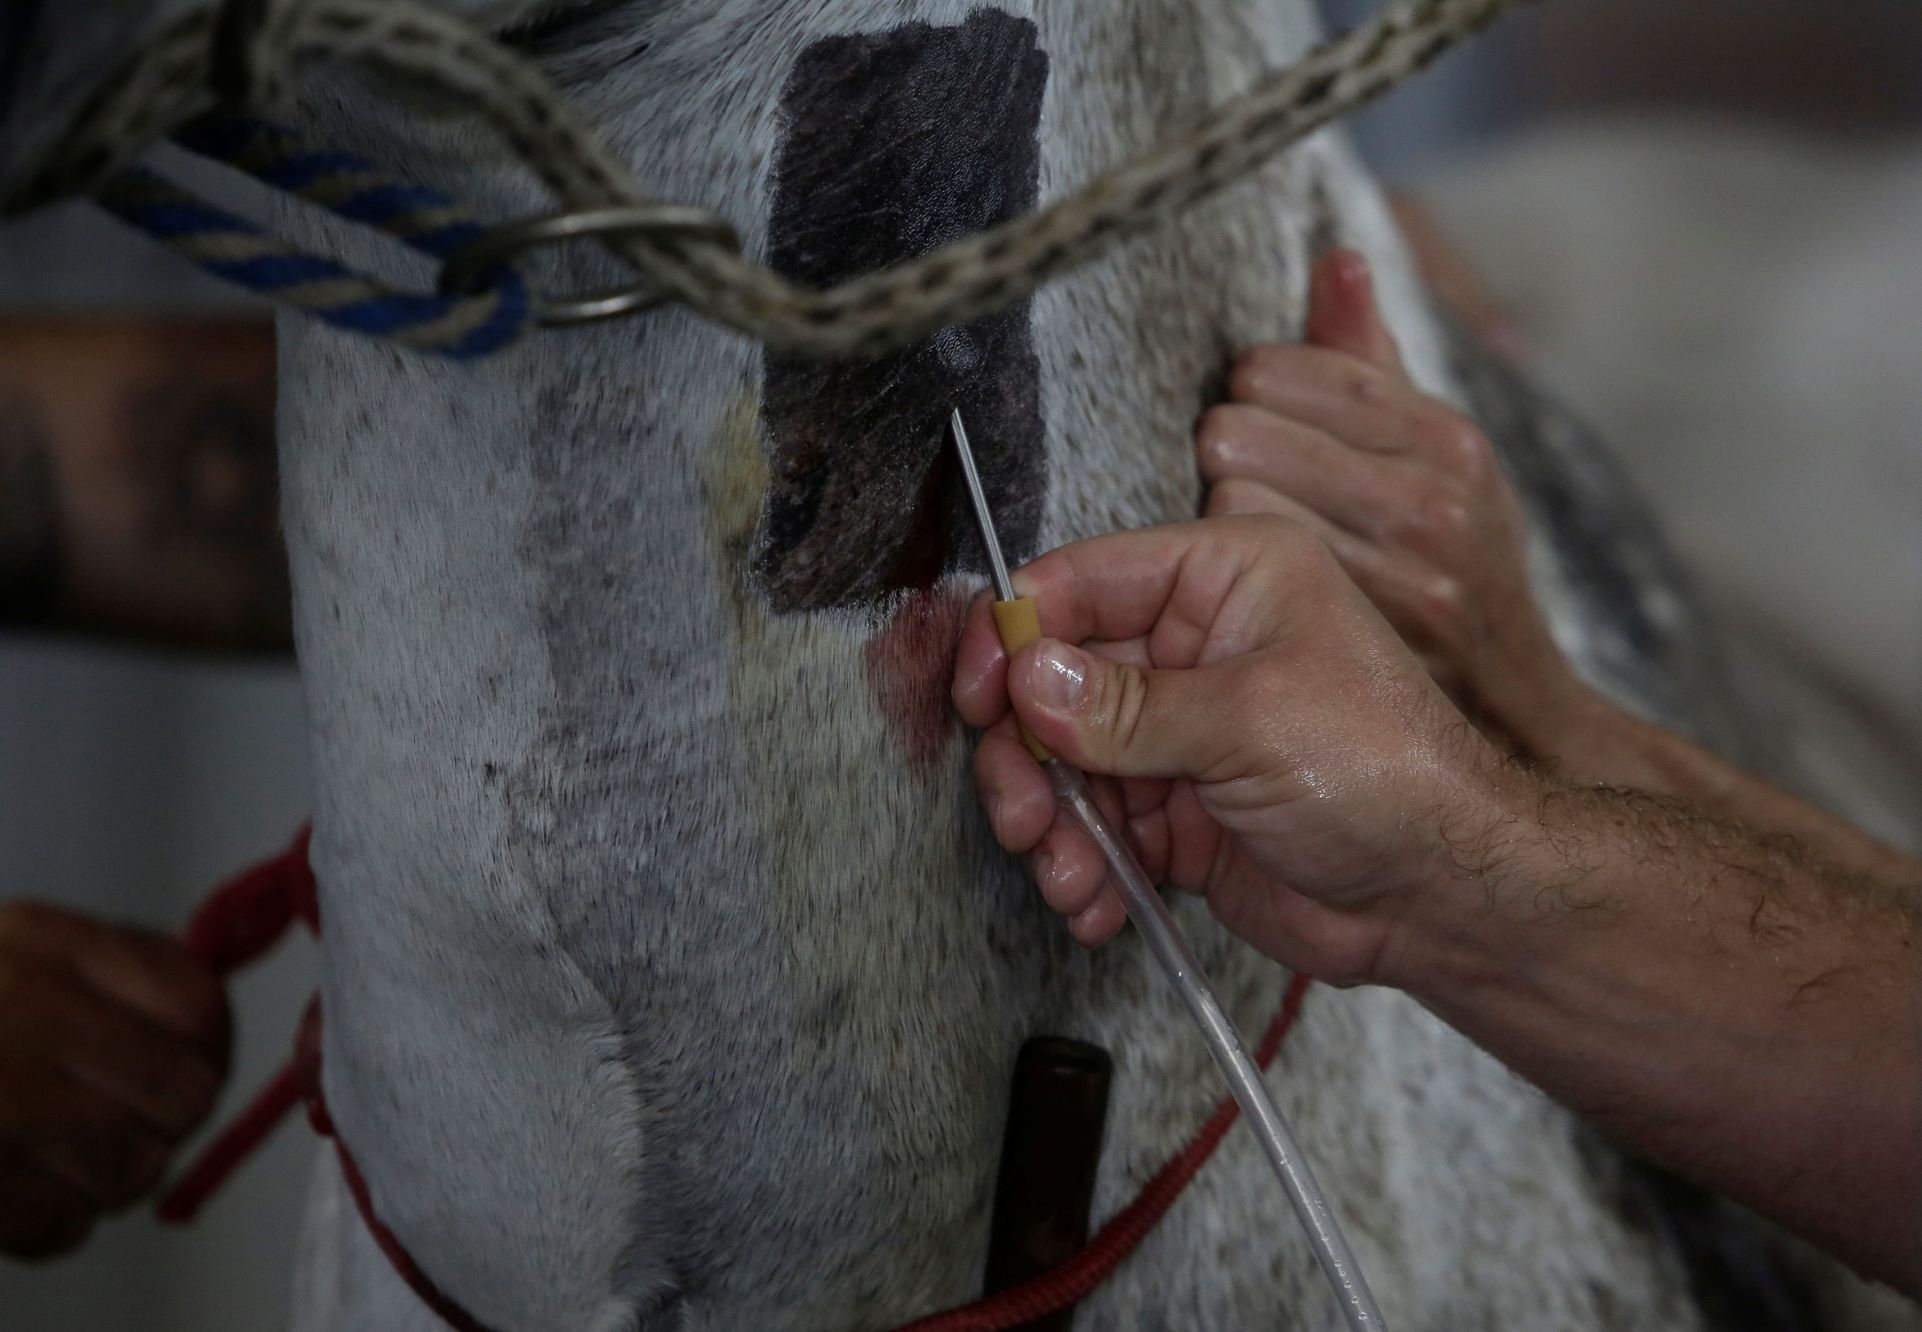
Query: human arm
1201,247,1915,881
1412,777,1921,1294
0,315,289,652
951,520,1922,1293
0,901,231,1259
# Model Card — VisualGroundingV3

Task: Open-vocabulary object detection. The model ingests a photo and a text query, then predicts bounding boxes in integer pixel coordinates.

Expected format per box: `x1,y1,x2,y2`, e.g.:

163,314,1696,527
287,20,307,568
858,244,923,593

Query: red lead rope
159,830,1315,1332
156,826,316,1225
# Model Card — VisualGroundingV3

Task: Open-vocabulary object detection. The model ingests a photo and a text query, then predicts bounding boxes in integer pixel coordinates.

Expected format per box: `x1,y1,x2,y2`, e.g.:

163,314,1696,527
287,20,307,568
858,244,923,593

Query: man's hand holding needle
951,250,1922,1294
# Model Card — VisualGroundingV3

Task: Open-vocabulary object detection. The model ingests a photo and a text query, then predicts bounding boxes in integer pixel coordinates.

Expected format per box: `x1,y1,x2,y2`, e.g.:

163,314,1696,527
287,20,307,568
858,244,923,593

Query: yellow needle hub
988,598,1052,761
951,409,1052,761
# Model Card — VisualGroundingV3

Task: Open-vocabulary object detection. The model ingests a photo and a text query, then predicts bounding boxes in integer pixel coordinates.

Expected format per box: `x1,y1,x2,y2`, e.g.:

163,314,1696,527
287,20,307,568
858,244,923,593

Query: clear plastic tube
1048,761,1388,1332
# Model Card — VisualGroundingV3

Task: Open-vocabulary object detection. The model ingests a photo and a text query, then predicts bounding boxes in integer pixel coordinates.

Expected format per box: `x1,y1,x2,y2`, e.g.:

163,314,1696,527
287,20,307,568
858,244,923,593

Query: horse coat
5,2,1915,1328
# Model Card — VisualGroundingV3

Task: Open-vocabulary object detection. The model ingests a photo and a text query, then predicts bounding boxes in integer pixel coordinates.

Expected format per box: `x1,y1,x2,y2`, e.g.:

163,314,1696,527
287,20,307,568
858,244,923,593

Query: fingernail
1026,641,1088,716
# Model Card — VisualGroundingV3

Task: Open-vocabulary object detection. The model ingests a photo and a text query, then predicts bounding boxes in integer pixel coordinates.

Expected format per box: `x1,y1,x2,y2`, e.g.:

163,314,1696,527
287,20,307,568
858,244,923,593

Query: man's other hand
0,902,229,1259
1200,249,1587,760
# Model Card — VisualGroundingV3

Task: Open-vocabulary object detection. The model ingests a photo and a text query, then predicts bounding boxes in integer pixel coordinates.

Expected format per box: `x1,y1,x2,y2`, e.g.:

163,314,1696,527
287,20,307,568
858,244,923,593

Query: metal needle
948,408,1389,1332
950,408,1017,602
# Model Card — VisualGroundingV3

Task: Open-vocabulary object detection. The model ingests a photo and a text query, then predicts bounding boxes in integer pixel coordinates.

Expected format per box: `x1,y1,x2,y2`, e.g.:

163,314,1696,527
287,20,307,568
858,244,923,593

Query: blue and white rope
93,115,530,361
35,0,1519,359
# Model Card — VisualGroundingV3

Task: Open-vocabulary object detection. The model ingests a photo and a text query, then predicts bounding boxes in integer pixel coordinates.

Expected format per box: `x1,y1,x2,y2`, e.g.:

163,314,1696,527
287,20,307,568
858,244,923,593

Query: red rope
330,1136,498,1332
158,827,317,1223
159,829,1316,1332
181,825,315,972
156,1048,308,1222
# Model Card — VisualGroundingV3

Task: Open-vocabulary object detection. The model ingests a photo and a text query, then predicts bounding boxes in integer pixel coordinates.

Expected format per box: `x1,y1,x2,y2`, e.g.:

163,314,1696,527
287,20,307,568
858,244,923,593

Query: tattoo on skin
0,394,62,627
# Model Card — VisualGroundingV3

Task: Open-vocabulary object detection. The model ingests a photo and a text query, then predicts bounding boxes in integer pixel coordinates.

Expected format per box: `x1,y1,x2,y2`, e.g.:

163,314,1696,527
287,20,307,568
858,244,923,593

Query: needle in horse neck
946,408,1389,1331
950,408,1018,602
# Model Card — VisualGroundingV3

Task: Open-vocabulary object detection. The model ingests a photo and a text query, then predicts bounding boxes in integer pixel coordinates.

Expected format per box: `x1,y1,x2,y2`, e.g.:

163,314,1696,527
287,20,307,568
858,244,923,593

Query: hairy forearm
1395,777,1922,1293
1531,685,1919,882
0,316,290,652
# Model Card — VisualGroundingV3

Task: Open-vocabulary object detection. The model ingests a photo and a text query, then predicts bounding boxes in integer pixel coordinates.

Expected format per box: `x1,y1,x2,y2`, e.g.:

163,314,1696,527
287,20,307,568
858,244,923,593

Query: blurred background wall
3,2,1920,1327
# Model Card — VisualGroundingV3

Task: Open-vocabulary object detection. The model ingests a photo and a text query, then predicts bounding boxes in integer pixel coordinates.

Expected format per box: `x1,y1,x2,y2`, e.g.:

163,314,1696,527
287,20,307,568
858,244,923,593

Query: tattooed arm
0,316,289,652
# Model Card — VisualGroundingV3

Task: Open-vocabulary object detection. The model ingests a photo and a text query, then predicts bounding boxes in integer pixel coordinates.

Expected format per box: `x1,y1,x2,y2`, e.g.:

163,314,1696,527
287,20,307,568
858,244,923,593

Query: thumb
1008,639,1233,780
1305,248,1406,378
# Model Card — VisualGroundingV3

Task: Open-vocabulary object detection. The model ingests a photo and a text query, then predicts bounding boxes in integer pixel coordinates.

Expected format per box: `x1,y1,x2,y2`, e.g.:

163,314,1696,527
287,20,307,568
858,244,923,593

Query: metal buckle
439,204,742,328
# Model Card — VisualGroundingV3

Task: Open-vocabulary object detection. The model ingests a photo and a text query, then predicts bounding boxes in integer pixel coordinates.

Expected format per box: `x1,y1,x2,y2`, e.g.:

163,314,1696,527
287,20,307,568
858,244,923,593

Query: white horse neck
265,4,1767,1331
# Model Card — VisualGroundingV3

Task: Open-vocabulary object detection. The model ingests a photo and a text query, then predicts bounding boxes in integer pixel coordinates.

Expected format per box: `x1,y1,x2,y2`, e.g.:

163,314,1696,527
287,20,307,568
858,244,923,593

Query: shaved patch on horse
759,11,1049,614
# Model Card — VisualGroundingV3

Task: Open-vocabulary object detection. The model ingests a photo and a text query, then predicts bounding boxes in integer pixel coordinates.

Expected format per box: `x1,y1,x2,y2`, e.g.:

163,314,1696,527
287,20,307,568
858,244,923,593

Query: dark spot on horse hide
758,11,1049,614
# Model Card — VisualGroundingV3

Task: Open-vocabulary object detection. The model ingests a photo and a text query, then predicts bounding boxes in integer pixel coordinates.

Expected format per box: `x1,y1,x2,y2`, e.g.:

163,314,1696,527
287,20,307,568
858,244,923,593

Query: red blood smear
864,586,972,774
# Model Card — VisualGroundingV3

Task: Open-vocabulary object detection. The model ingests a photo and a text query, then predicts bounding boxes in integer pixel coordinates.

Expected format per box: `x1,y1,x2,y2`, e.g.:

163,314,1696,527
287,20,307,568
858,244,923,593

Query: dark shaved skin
760,12,1049,614
0,316,288,652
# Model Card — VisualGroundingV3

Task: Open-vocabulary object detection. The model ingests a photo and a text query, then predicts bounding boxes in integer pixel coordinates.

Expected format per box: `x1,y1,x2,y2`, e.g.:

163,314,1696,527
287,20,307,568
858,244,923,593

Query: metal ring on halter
439,204,743,328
